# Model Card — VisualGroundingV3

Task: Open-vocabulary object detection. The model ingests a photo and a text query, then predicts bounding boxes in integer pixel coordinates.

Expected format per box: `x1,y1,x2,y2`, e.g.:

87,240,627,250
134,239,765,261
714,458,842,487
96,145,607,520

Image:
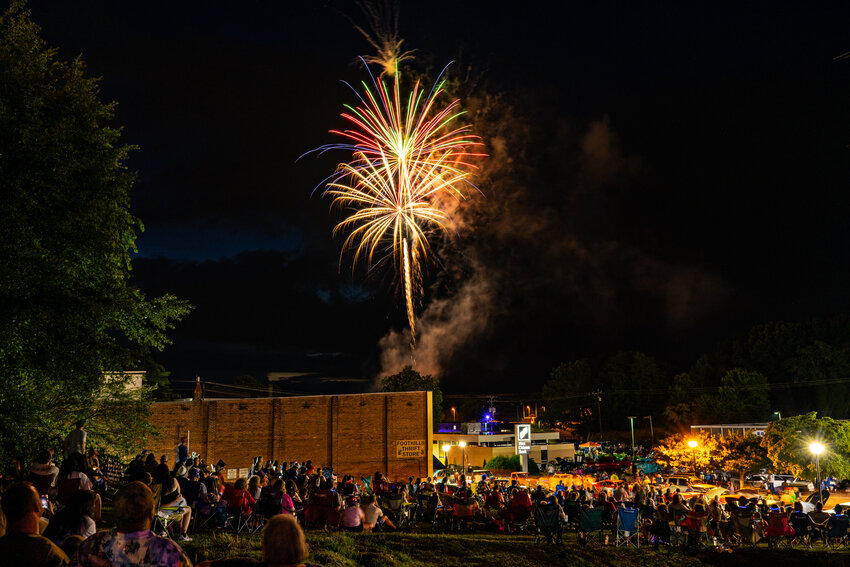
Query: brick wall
148,391,433,481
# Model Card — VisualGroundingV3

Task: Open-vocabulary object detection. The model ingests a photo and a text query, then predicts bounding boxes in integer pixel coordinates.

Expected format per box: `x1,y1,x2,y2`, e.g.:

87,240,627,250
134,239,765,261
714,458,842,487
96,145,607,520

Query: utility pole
594,390,603,440
644,415,654,442
628,416,637,478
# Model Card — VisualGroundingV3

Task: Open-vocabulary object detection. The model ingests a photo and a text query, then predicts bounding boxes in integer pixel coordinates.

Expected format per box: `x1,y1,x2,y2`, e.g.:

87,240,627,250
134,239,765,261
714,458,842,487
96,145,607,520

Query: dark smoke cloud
377,94,734,385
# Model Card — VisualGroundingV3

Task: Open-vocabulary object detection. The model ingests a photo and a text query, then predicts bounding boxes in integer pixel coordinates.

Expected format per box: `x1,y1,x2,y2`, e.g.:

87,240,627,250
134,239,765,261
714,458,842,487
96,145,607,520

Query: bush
483,455,540,474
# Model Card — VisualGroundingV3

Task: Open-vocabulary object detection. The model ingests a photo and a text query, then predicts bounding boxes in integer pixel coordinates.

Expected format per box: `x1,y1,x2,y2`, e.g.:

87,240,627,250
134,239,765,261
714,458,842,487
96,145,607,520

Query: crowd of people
2,425,849,566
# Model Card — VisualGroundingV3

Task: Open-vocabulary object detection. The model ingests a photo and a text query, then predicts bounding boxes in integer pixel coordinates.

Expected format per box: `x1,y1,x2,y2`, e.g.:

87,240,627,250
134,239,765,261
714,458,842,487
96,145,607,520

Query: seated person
152,464,192,541
0,482,69,566
485,487,504,513
362,495,395,531
184,468,226,528
453,496,477,518
340,496,365,532
76,482,191,567
808,501,830,539
826,503,848,535
84,449,108,493
29,451,60,498
43,489,97,553
56,453,101,522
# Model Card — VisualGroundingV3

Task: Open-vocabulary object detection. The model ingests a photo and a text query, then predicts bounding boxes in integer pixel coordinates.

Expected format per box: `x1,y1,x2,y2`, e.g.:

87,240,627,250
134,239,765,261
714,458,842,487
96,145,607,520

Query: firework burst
310,64,484,346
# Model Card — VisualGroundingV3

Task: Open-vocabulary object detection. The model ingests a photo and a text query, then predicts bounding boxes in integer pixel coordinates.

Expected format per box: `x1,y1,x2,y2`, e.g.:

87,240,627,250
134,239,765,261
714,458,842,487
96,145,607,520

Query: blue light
484,414,491,421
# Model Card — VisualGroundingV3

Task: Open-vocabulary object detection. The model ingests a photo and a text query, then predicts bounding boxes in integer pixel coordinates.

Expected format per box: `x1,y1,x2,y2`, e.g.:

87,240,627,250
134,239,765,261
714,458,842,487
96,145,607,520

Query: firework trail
309,63,484,346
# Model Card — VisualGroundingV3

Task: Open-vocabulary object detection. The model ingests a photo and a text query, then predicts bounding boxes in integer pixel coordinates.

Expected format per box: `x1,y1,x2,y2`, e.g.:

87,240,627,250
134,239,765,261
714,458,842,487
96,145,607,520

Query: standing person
63,420,86,456
176,437,189,465
0,482,70,566
76,482,192,567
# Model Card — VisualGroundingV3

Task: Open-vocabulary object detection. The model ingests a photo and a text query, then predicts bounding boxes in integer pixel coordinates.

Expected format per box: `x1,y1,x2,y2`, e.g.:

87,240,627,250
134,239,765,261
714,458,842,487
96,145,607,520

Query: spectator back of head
115,481,155,532
1,482,38,525
263,514,307,565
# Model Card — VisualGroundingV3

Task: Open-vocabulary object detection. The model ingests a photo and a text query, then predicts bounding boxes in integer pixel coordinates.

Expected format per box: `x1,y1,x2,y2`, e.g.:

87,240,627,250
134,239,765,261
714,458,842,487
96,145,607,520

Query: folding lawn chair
578,506,604,546
825,515,850,549
788,511,812,548
534,503,564,544
615,507,640,548
764,510,793,548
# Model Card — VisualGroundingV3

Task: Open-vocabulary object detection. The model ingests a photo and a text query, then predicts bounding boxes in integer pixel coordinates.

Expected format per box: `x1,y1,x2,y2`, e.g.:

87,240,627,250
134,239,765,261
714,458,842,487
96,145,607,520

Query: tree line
541,318,850,437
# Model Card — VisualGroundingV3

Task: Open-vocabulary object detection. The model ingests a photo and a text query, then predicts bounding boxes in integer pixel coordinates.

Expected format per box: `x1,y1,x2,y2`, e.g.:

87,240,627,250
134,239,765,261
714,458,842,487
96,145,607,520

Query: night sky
27,1,850,395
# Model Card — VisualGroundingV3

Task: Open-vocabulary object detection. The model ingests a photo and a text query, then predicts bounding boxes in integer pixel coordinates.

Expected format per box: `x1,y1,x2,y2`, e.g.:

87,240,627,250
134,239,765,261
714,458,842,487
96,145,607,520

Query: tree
542,359,595,436
0,4,191,465
380,366,443,428
655,431,728,472
664,373,696,429
598,351,667,431
787,341,850,418
722,434,770,490
761,412,850,481
137,353,179,402
715,368,770,422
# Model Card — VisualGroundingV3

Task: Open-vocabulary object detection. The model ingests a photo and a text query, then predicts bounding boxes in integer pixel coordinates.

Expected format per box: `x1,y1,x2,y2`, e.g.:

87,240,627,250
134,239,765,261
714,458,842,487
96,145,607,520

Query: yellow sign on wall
396,439,426,458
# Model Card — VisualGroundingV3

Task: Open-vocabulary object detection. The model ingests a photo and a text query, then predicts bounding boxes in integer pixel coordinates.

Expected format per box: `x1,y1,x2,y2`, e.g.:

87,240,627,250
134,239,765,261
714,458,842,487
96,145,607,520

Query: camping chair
649,514,671,547
788,512,811,548
183,481,220,532
578,506,604,546
302,489,340,530
731,508,760,548
150,484,185,539
416,491,437,523
825,515,850,549
764,510,793,548
360,476,372,495
683,510,710,548
434,491,455,531
383,493,412,529
222,485,255,533
563,500,580,531
615,507,640,548
534,503,563,544
669,507,688,547
506,499,533,534
450,497,477,532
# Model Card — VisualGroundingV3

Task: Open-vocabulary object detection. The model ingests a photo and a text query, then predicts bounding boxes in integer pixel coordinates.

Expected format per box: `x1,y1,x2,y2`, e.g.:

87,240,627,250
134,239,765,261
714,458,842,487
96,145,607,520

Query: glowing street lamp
687,439,698,475
459,441,467,471
451,407,456,421
442,443,451,465
810,441,825,506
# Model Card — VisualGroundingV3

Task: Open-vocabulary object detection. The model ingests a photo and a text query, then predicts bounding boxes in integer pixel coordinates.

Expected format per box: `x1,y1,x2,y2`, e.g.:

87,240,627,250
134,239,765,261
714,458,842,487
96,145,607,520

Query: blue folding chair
615,507,640,547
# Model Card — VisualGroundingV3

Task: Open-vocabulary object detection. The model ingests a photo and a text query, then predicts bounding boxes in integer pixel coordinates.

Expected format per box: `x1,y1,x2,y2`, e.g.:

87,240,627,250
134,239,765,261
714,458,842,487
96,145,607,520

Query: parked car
587,455,631,472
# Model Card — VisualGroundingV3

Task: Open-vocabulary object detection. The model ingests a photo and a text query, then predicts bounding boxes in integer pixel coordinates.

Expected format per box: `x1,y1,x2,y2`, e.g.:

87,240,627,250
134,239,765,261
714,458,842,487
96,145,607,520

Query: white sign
515,423,531,455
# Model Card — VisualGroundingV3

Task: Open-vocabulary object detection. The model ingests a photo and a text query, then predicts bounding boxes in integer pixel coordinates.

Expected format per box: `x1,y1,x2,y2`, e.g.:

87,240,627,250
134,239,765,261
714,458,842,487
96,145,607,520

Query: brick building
148,391,433,480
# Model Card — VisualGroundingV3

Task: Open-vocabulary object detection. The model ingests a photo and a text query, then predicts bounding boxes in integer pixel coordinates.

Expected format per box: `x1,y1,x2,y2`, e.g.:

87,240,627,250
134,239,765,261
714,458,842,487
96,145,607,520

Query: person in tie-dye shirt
75,482,191,567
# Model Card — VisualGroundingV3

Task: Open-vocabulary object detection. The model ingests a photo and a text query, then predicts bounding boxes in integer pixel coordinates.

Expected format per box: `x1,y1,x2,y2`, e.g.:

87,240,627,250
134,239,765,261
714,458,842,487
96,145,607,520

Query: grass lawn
180,529,850,567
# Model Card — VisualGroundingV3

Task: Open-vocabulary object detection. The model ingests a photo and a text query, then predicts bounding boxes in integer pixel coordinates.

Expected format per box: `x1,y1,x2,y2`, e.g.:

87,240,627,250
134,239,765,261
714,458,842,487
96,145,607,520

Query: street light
451,407,456,421
687,439,698,476
459,441,467,471
442,443,451,466
810,441,825,506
